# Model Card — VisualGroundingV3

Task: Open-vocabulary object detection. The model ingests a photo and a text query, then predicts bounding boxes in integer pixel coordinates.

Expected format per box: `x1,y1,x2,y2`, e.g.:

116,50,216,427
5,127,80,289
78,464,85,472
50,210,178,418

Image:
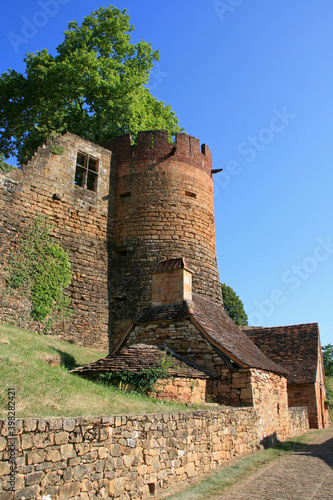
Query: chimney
152,258,193,306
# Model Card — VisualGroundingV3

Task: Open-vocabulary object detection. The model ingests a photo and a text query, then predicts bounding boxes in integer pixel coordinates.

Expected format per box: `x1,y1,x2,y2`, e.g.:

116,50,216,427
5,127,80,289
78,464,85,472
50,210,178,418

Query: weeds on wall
0,153,15,173
50,145,65,155
6,215,72,330
99,352,174,394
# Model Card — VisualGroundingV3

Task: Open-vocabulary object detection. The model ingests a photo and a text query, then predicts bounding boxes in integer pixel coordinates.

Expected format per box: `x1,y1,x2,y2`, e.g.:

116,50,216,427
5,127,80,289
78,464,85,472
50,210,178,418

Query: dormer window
75,152,98,192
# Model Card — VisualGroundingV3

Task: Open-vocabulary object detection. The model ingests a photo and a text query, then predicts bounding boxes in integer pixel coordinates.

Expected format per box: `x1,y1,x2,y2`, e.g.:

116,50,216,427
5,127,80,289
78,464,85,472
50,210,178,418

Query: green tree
322,344,333,377
221,283,248,326
0,5,181,165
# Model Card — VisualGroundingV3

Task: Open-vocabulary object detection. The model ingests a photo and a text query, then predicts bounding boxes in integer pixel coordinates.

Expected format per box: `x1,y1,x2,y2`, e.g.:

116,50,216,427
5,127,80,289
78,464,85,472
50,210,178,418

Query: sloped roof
127,294,288,375
72,343,210,379
157,257,189,272
242,323,320,384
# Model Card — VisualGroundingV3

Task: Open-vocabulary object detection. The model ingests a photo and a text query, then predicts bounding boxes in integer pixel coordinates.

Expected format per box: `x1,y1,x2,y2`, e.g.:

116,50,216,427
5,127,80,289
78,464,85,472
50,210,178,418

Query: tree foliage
0,6,182,165
6,215,72,324
221,283,248,326
322,344,333,378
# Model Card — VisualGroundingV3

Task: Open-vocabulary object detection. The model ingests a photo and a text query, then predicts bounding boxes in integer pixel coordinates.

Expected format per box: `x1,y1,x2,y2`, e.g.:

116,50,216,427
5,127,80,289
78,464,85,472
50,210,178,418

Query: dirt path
215,430,333,500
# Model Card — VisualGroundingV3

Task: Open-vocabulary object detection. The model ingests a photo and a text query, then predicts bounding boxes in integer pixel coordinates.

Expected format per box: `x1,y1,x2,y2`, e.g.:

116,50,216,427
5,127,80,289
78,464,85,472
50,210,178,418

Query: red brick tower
105,130,222,349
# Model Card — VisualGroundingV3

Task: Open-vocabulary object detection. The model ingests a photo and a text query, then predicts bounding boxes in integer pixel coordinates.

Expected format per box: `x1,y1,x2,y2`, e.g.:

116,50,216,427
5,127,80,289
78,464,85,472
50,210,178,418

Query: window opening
185,191,197,199
75,152,98,192
114,247,127,256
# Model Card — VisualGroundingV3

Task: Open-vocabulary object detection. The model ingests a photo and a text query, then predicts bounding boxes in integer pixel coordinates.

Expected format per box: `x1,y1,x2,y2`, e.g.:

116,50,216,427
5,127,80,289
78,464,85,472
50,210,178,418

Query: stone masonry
0,130,222,351
0,407,309,500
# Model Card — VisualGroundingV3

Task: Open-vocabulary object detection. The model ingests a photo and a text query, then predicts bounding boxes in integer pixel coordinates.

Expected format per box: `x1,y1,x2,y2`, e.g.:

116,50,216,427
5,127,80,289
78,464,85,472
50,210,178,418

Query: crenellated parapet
105,130,213,176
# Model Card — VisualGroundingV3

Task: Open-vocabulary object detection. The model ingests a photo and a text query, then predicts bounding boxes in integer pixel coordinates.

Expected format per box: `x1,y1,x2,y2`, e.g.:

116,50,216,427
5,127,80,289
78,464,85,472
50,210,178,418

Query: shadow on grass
49,347,77,370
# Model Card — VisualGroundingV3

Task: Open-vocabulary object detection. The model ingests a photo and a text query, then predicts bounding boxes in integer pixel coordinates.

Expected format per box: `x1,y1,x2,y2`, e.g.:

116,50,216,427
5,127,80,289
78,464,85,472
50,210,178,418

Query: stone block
14,485,39,499
26,471,44,486
55,432,69,445
60,443,76,460
63,418,76,432
59,481,81,498
108,477,125,497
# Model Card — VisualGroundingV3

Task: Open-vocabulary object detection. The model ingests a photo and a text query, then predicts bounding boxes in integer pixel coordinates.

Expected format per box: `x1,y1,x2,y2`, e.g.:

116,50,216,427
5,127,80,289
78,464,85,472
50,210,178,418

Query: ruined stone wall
207,369,253,406
0,132,115,350
0,407,309,500
250,369,290,442
1,130,224,351
105,131,223,347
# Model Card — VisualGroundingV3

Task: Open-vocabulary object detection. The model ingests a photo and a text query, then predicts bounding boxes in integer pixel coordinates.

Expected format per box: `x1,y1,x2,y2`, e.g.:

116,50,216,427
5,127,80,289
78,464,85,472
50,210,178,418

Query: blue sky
1,1,332,346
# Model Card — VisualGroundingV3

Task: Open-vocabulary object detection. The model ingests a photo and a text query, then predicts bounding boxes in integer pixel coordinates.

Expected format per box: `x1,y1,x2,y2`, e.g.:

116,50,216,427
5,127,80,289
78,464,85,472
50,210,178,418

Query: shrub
99,352,174,394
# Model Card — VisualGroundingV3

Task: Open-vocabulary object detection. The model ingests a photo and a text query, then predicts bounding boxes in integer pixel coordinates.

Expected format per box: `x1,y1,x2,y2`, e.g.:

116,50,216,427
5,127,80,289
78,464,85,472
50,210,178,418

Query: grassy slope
0,323,200,418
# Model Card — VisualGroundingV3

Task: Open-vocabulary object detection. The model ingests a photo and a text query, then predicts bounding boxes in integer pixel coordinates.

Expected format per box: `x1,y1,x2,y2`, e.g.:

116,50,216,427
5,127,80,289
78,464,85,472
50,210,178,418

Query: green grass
0,323,203,418
162,430,332,500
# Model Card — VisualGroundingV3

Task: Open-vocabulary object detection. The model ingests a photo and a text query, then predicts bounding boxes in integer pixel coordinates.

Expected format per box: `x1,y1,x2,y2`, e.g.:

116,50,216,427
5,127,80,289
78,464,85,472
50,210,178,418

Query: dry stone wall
0,406,309,500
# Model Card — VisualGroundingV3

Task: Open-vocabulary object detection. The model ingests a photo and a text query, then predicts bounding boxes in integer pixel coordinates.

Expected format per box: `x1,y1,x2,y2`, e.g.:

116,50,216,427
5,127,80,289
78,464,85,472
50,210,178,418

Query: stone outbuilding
243,324,330,428
74,257,296,440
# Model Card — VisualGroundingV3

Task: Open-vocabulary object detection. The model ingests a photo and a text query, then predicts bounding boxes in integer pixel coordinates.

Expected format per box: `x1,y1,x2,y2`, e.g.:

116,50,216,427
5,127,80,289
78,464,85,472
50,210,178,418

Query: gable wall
287,383,319,428
127,319,227,375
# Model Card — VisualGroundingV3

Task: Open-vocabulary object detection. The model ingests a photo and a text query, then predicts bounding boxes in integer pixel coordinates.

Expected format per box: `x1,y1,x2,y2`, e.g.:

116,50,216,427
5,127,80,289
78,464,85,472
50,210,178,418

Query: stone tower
105,130,222,348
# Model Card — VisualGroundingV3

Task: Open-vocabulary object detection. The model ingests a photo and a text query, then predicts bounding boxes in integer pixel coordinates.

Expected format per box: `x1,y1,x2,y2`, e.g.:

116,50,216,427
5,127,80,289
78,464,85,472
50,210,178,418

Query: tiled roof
242,324,320,384
157,257,189,272
134,301,191,324
72,343,210,379
128,294,288,375
190,295,288,375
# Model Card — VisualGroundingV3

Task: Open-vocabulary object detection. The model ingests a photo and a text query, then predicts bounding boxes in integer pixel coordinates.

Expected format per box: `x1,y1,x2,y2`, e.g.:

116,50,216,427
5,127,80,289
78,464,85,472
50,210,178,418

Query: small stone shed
73,343,211,404
242,324,330,428
75,258,291,439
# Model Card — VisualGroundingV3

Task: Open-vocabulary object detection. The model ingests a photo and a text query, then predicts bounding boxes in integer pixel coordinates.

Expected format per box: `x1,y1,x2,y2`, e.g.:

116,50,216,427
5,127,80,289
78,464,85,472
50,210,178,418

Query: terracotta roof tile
134,301,191,323
157,257,189,272
242,324,319,383
72,343,210,379
190,295,288,375
131,294,288,375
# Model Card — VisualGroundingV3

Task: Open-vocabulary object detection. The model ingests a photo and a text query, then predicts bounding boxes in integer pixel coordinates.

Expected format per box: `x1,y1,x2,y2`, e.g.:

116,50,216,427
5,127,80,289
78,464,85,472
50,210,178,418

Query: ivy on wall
6,215,72,326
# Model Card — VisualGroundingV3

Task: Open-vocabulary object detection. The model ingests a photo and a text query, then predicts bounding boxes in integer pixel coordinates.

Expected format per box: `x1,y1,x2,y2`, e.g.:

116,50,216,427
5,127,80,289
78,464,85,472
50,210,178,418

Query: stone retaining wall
0,406,309,500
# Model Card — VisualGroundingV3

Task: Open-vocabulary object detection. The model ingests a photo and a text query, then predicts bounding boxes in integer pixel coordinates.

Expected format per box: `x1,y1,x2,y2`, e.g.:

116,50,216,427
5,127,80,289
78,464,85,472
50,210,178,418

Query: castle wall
105,131,223,348
0,407,309,500
0,132,115,350
1,130,223,351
